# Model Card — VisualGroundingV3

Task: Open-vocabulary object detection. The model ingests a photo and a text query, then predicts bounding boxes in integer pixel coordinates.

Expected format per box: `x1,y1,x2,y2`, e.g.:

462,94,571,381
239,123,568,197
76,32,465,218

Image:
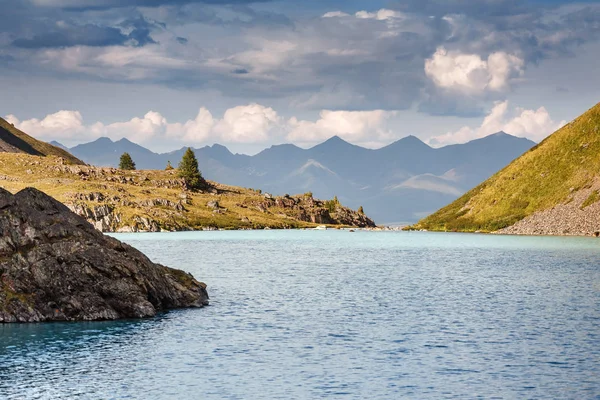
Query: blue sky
1,0,598,153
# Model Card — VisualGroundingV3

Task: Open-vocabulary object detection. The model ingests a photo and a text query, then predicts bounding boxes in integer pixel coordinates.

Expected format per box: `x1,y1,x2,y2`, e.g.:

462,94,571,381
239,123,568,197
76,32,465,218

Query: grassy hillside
0,153,373,231
0,117,83,164
411,102,600,232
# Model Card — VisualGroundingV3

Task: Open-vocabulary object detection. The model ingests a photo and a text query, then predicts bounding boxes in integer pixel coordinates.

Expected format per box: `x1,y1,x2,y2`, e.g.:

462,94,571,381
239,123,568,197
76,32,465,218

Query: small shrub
324,200,336,213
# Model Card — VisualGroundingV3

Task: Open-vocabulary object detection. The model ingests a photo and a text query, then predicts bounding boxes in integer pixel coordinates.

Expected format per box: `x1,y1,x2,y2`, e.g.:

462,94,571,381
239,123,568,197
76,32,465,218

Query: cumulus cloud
166,108,215,143
428,101,567,146
6,105,400,148
425,47,524,94
214,104,281,143
5,104,283,146
287,110,397,146
6,110,86,140
90,111,168,143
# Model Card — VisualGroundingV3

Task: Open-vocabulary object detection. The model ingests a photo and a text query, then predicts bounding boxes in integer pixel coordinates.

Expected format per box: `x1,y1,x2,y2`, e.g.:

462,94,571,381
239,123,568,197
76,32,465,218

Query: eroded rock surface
0,187,208,323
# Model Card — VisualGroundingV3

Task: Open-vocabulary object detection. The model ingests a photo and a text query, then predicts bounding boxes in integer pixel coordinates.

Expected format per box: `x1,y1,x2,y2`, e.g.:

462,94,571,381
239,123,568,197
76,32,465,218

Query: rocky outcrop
0,187,208,323
245,194,376,228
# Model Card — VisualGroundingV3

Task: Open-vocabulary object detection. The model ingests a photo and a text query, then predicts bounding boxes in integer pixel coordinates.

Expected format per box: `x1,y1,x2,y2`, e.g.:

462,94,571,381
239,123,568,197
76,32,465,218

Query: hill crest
0,117,83,164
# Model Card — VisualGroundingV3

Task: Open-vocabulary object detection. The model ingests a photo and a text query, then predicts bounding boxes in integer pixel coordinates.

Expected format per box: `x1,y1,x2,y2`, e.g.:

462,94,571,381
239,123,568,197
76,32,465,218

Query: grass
0,153,359,231
410,102,600,232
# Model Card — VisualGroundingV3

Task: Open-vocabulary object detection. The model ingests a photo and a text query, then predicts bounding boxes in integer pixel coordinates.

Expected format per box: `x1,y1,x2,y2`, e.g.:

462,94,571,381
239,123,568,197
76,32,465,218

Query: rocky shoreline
0,187,209,323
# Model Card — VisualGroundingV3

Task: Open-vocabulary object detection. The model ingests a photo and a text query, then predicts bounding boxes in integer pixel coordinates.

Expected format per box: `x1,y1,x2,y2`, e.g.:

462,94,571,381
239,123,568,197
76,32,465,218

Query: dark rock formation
0,187,208,323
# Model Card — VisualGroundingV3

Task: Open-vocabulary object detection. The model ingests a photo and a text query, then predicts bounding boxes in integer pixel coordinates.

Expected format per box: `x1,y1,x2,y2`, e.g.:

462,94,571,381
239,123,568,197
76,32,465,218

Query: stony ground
498,178,600,236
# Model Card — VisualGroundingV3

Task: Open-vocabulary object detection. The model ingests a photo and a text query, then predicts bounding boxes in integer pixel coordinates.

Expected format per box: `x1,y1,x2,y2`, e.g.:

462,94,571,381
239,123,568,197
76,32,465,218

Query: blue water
1,231,599,399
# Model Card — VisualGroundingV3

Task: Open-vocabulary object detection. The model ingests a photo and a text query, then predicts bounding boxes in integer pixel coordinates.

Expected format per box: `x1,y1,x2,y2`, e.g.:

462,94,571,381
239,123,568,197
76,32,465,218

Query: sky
1,0,599,154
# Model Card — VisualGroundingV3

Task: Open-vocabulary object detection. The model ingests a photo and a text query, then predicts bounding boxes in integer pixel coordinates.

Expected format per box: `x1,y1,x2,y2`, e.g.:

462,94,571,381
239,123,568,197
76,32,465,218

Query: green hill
0,117,83,164
411,102,600,233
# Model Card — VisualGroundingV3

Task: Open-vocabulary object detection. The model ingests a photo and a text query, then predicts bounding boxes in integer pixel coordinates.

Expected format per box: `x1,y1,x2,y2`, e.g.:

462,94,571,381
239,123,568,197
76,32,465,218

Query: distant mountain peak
400,135,426,144
210,143,233,153
475,131,535,145
92,137,114,144
382,134,431,152
115,137,135,144
310,135,360,152
49,141,69,151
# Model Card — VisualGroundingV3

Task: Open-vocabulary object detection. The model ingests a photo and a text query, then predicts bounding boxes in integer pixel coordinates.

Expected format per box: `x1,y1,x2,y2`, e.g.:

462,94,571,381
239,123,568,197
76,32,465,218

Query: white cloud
322,11,350,18
355,9,403,21
428,101,567,146
91,111,169,143
5,104,283,146
287,110,397,146
166,108,215,143
214,104,281,143
425,47,524,94
6,110,85,140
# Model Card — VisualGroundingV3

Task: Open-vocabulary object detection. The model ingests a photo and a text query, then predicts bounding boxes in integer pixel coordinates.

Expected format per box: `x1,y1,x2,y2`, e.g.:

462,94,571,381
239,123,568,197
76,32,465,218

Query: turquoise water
1,231,599,399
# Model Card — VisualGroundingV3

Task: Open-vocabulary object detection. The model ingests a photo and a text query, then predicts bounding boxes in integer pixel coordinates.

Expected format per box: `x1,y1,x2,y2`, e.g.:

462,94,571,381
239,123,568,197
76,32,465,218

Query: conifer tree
165,160,174,170
119,152,136,170
358,206,364,214
178,148,203,189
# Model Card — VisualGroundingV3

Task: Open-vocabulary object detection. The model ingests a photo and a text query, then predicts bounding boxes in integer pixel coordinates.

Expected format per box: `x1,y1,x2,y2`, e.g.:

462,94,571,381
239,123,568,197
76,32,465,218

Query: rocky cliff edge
0,187,208,322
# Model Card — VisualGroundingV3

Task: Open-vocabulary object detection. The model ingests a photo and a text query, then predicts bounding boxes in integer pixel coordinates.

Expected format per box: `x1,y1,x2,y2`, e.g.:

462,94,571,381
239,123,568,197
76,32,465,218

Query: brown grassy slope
411,102,600,232
0,117,84,165
0,153,372,231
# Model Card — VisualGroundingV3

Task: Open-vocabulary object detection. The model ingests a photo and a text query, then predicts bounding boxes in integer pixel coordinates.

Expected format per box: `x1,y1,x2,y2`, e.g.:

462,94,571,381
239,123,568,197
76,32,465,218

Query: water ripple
1,231,599,399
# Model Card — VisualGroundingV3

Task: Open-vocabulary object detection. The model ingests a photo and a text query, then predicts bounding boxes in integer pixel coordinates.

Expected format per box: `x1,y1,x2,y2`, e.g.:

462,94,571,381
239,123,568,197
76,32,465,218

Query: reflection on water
1,231,599,399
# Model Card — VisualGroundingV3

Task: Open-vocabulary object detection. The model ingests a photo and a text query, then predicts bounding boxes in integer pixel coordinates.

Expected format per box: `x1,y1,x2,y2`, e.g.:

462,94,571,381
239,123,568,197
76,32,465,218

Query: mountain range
62,132,536,224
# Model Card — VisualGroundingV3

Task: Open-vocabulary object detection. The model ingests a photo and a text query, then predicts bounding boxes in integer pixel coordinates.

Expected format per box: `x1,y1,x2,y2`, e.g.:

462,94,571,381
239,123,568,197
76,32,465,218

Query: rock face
0,187,208,323
246,194,376,228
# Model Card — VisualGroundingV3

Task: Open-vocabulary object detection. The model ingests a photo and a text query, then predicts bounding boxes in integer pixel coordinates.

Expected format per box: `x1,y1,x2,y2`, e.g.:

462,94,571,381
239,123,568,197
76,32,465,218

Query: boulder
0,187,208,323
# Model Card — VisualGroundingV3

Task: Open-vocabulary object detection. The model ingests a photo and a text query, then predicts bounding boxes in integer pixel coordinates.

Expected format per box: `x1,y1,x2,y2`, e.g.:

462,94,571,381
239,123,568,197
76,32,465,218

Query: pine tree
178,148,203,189
119,152,136,170
165,160,174,170
358,206,364,214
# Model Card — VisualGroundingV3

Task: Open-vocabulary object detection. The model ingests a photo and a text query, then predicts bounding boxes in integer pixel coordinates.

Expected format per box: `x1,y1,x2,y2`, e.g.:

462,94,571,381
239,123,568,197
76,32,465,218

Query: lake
1,231,599,399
